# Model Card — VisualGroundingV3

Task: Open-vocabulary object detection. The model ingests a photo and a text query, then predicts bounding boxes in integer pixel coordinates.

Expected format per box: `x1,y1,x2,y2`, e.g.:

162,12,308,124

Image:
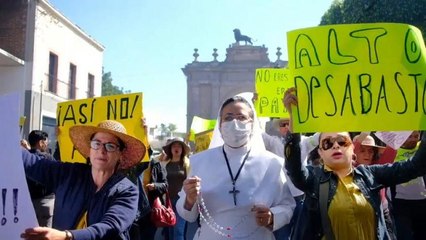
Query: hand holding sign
283,87,298,132
374,131,413,150
283,87,297,114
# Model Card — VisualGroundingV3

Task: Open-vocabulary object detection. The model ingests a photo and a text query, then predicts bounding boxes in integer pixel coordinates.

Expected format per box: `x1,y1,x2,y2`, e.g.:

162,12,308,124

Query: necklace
222,146,251,206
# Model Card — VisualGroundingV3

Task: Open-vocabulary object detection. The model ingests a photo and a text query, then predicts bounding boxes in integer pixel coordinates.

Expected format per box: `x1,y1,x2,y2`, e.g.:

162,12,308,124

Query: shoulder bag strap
320,180,335,240
423,175,426,190
164,190,173,208
148,160,155,183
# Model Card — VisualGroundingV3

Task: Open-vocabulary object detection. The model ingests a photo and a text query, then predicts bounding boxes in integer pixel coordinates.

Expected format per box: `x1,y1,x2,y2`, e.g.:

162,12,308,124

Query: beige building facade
0,0,104,151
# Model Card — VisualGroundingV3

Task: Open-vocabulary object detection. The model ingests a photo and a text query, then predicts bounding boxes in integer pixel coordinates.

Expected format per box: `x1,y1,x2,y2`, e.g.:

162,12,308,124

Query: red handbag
150,191,176,227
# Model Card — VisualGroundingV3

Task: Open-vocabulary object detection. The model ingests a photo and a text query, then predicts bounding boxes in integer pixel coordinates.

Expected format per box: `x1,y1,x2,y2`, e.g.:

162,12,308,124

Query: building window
42,116,57,155
48,52,58,93
88,73,95,98
69,63,77,99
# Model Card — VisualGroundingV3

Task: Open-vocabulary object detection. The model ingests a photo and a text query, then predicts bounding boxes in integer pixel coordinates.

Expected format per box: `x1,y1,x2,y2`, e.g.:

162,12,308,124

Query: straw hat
162,137,190,157
353,135,385,150
69,120,146,169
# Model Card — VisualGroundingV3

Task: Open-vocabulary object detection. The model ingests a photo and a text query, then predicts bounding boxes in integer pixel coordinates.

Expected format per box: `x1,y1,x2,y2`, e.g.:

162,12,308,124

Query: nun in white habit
177,93,295,240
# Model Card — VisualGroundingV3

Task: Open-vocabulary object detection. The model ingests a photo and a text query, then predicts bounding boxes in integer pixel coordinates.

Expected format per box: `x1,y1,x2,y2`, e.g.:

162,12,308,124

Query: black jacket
285,133,426,240
146,159,168,204
27,149,56,199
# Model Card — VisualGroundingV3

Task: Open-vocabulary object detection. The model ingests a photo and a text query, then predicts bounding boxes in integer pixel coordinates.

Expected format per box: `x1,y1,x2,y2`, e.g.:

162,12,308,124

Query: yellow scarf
76,211,88,229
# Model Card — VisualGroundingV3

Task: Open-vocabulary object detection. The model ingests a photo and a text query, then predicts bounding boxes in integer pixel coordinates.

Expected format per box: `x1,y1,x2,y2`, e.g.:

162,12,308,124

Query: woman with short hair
21,120,146,240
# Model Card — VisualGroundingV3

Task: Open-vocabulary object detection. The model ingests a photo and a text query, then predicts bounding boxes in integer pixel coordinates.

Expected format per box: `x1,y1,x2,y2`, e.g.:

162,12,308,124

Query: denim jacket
285,133,426,240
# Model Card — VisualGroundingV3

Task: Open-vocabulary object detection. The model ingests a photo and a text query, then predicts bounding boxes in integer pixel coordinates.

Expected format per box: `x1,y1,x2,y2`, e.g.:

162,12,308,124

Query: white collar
223,143,251,157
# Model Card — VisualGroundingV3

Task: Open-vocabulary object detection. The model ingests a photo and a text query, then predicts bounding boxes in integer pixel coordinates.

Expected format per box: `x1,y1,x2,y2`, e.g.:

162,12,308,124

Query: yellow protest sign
287,23,426,132
56,93,148,163
188,116,217,141
195,130,214,153
254,68,293,117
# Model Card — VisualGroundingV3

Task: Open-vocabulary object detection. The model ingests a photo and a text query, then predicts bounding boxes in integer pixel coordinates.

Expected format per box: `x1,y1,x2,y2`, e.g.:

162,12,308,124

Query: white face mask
220,119,252,148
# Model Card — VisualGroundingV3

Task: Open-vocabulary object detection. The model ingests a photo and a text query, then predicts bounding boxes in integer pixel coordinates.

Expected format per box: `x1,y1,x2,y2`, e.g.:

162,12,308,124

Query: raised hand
283,87,297,114
283,87,297,132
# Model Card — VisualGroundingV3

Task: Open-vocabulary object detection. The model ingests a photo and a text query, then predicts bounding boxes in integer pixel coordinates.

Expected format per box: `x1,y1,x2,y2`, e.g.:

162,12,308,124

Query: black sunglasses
320,135,352,150
279,122,289,127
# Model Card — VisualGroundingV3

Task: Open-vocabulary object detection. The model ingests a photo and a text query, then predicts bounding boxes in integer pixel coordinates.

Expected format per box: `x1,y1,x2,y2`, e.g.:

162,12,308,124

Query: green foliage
320,0,426,39
101,70,130,96
157,123,178,140
168,123,177,133
320,0,344,25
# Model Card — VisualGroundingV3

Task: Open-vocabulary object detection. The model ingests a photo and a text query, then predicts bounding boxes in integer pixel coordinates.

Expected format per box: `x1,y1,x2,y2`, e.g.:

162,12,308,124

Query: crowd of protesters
17,90,426,240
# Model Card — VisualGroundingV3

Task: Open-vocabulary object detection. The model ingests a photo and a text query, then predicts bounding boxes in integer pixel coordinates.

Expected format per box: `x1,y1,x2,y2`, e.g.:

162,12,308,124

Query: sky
48,0,334,132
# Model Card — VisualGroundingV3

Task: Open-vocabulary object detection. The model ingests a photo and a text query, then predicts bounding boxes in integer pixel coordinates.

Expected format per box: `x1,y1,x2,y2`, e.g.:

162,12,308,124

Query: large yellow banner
254,68,293,117
56,93,148,163
287,23,426,132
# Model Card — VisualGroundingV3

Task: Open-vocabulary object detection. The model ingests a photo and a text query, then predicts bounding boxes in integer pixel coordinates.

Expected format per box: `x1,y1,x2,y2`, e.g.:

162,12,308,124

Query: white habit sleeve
269,181,296,231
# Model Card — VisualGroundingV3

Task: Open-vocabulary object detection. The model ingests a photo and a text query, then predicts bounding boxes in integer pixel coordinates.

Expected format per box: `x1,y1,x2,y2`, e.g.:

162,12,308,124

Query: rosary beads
197,194,261,239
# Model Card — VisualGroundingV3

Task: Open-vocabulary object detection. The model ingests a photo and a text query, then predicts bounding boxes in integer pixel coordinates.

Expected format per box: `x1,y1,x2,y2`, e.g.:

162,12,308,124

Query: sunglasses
320,135,352,150
279,122,289,127
90,140,120,152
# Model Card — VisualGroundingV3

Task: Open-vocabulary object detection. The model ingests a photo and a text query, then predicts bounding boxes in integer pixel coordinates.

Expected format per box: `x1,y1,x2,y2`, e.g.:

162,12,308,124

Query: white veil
208,92,266,151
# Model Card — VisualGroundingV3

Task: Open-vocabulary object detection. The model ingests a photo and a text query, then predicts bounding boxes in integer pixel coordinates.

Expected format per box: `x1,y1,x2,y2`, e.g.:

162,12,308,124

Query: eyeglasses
320,135,352,150
222,114,251,123
90,140,120,152
279,122,289,127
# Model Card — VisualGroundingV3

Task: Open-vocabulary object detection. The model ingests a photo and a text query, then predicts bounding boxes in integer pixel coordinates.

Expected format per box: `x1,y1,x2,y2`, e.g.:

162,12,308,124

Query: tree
168,123,177,134
320,0,426,39
101,69,130,96
159,123,168,140
157,123,178,140
320,0,344,25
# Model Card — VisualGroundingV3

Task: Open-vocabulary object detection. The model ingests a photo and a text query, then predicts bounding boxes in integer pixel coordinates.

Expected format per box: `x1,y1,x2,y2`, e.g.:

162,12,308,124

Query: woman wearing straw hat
353,133,396,166
353,133,398,240
161,137,191,240
21,120,146,240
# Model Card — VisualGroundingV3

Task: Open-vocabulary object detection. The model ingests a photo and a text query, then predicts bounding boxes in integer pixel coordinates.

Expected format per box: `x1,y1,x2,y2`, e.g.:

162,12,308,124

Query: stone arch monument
182,37,287,132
